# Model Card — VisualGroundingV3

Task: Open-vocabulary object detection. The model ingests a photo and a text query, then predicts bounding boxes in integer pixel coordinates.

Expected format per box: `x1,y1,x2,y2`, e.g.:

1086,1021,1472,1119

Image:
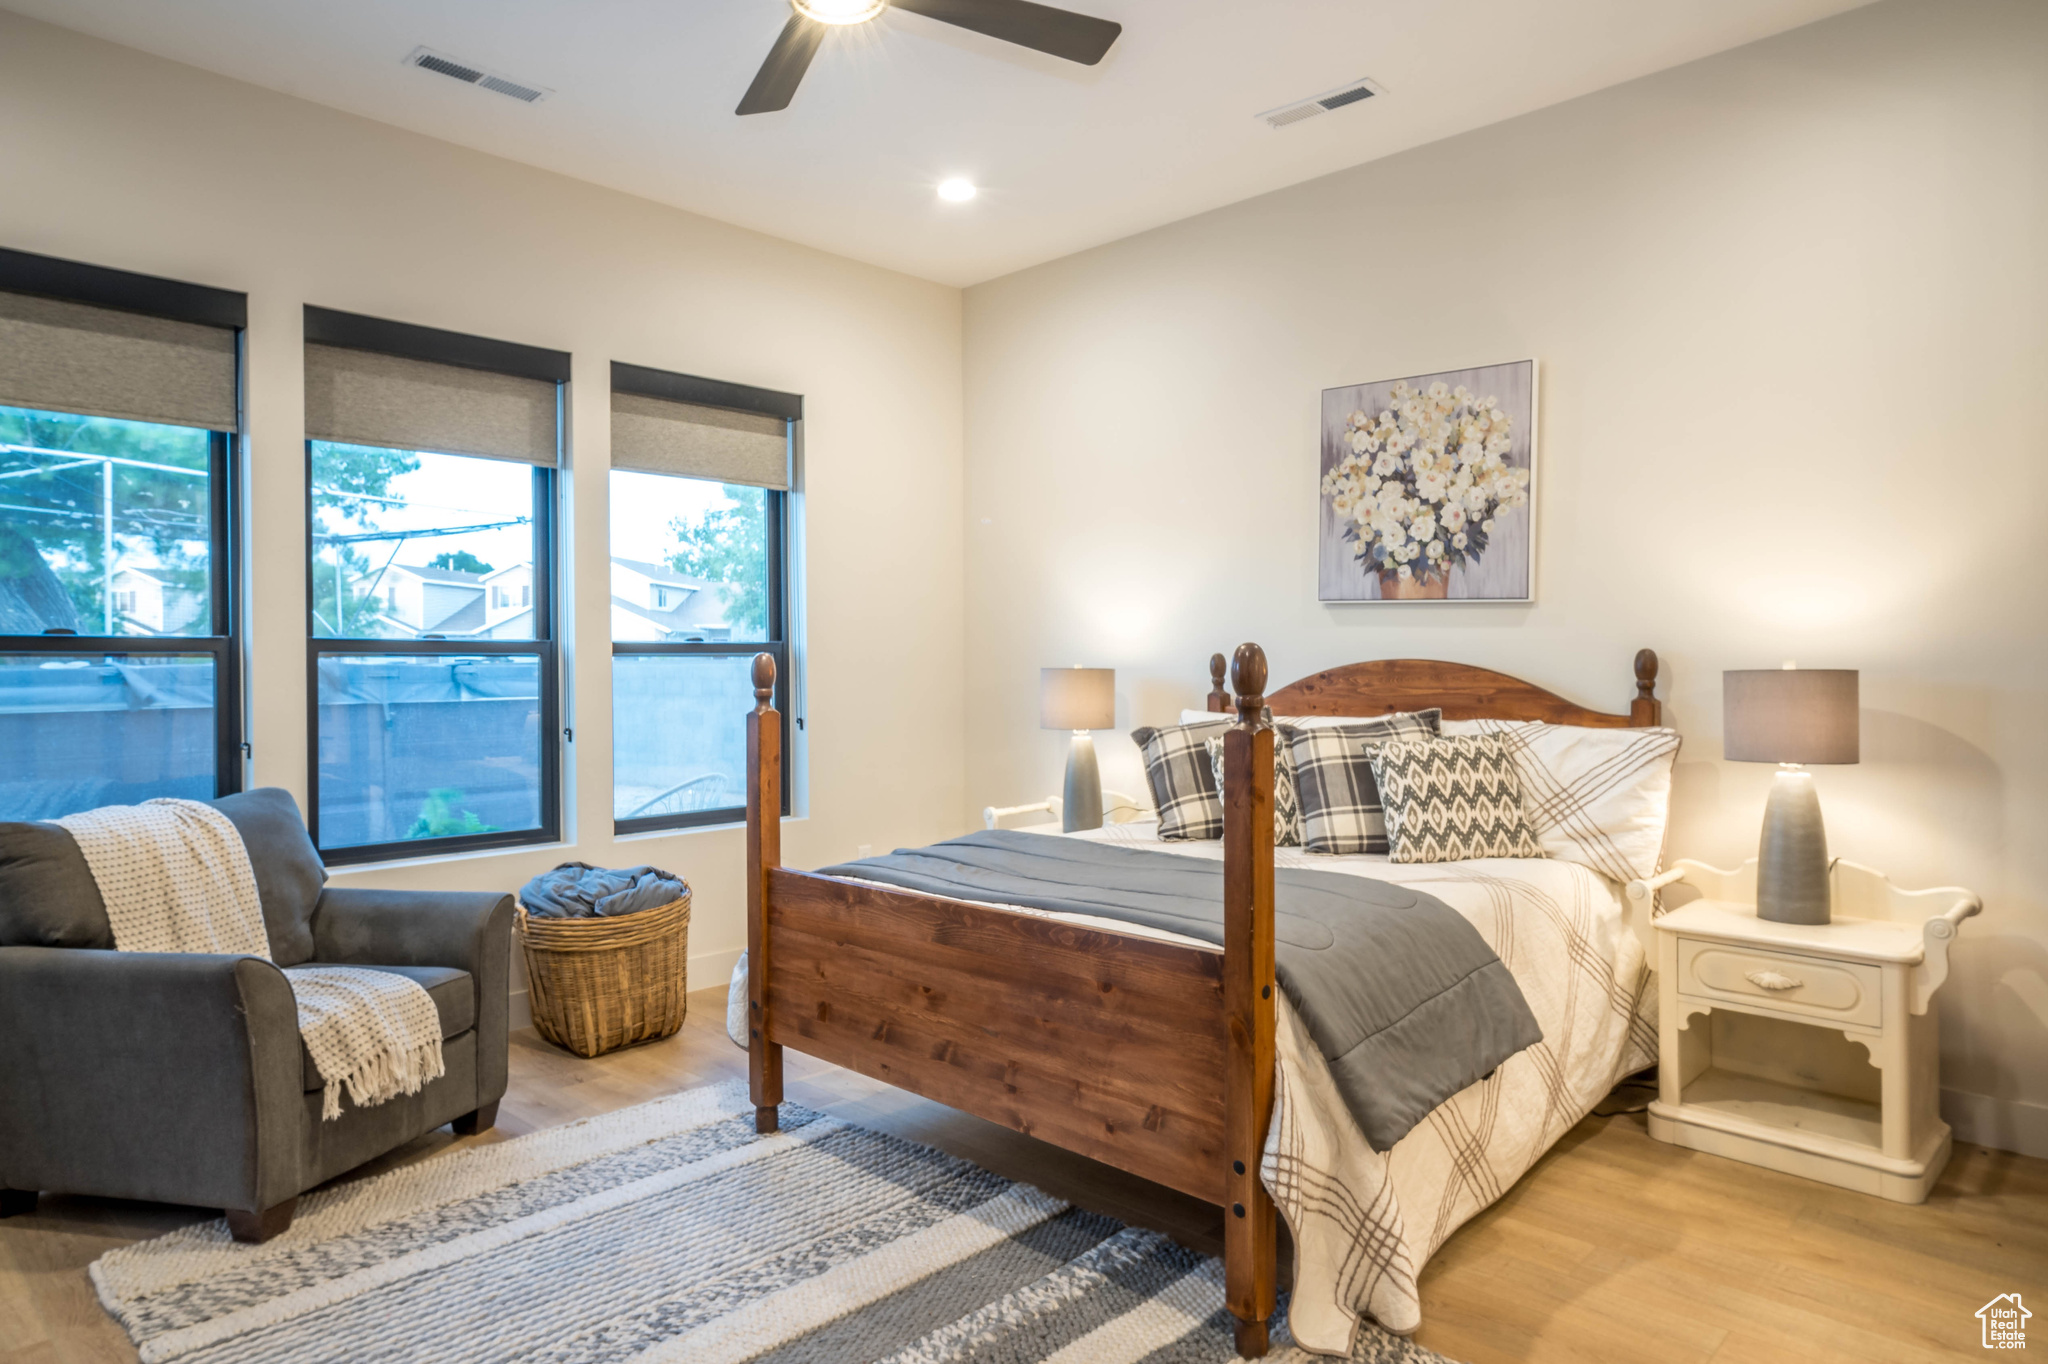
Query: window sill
322,838,574,874
612,814,807,845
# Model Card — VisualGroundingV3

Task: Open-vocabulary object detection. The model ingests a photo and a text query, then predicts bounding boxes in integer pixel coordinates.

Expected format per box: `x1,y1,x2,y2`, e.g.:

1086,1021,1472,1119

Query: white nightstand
1628,858,1980,1203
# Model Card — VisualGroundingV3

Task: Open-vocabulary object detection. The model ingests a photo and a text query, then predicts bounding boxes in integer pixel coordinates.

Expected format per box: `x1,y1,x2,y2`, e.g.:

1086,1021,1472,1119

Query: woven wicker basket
518,891,690,1058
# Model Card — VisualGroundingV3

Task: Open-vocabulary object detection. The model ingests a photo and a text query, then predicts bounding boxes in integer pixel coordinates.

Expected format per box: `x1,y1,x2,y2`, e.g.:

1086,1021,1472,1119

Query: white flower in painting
1397,564,1414,581
1350,409,1370,429
1373,451,1401,479
1349,430,1373,454
1410,513,1438,544
1452,531,1468,549
1427,539,1445,560
1414,470,1449,501
1360,473,1382,495
1452,384,1471,401
1442,504,1467,534
1483,517,1496,533
1332,493,1356,516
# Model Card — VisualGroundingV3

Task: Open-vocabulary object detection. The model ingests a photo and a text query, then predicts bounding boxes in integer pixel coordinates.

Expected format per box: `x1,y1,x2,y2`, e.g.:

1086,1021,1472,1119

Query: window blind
609,390,790,490
304,343,559,465
0,290,239,432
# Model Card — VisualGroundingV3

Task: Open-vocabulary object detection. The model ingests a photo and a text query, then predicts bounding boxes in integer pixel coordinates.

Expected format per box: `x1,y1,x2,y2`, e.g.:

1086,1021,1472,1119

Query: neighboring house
610,557,733,642
108,567,204,635
373,557,730,641
478,563,534,639
376,563,490,636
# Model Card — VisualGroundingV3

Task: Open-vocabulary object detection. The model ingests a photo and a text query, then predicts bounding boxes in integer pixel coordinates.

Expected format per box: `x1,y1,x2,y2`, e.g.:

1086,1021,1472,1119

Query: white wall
963,0,2048,1154
0,11,967,1011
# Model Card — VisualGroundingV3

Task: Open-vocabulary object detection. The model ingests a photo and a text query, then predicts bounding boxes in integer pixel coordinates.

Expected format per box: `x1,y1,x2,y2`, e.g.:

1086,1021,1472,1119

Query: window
0,248,244,821
304,307,567,863
608,363,797,832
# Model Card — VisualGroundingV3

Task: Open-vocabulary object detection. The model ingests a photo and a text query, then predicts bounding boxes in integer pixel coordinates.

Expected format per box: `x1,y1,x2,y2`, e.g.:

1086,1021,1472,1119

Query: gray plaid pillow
1130,719,1233,840
1286,710,1443,854
1202,731,1303,847
1365,733,1546,863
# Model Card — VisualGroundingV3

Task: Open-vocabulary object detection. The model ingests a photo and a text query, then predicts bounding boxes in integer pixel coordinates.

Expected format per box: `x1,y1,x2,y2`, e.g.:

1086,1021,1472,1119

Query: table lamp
1723,664,1859,924
1041,666,1115,832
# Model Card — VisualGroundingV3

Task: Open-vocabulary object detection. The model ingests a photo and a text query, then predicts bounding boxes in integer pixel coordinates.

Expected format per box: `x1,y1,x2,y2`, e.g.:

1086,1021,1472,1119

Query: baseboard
1942,1088,2048,1159
507,945,743,1037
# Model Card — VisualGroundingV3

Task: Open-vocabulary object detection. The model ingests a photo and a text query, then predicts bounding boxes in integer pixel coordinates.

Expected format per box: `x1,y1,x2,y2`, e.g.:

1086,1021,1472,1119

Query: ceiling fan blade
736,14,828,115
889,0,1121,66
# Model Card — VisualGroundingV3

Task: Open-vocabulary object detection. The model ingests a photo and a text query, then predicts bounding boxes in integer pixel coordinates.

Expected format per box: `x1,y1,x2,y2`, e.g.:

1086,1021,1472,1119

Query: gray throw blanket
815,830,1541,1151
520,863,686,919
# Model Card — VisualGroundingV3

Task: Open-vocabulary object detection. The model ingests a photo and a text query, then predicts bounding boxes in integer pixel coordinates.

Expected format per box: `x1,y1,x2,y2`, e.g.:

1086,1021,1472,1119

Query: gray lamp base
1756,768,1831,924
1062,732,1103,833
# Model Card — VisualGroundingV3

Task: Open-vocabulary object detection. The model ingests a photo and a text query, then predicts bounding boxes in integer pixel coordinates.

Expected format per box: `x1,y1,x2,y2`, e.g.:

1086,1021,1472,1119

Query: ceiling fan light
791,0,886,24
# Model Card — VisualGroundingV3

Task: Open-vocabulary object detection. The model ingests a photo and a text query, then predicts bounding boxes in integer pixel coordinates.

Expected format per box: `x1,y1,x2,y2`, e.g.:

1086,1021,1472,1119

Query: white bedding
1058,821,1657,1353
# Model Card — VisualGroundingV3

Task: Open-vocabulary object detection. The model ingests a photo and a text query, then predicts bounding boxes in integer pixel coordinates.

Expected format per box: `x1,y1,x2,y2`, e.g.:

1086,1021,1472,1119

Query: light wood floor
4,986,2042,1363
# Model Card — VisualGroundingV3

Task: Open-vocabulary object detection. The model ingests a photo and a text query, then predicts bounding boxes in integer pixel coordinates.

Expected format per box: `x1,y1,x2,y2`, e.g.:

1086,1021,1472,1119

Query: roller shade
305,343,558,465
0,289,238,431
610,390,790,490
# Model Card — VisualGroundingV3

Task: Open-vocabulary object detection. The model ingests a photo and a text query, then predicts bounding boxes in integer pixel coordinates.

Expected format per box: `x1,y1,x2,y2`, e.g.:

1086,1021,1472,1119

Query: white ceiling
9,0,1871,286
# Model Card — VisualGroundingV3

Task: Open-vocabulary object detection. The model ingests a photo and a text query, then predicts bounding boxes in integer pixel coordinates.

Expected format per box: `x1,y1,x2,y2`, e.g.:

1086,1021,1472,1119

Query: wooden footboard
763,870,1229,1200
745,647,1281,1354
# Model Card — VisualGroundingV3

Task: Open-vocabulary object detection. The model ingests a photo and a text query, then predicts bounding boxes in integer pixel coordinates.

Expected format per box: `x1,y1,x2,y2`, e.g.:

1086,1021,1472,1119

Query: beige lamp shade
1723,668,1859,765
1040,667,1115,731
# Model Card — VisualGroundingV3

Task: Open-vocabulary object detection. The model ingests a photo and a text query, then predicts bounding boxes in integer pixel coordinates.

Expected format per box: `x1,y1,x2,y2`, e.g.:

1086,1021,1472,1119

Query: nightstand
1627,858,1979,1203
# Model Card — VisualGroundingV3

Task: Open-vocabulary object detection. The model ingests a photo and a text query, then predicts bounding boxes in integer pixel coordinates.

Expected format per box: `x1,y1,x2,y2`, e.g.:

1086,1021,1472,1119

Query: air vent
405,47,551,104
1258,77,1383,130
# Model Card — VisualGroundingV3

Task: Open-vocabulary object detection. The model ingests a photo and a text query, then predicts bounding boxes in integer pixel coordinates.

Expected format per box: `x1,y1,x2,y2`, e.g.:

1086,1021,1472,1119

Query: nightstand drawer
1676,938,1881,1027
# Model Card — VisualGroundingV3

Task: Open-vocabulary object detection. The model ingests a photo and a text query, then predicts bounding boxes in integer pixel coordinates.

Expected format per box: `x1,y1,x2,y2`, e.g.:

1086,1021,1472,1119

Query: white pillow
1441,718,1681,883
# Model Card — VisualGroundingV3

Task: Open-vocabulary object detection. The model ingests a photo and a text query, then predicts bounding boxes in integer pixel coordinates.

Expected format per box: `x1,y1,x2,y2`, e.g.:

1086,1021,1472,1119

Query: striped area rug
91,1083,1451,1364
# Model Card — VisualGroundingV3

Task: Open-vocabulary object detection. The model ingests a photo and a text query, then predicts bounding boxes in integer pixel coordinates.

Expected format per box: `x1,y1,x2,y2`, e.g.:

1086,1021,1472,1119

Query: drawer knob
1746,969,1803,992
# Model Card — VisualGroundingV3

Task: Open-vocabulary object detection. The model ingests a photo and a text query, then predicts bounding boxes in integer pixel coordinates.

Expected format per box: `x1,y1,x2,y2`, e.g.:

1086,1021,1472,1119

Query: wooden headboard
1206,649,1660,728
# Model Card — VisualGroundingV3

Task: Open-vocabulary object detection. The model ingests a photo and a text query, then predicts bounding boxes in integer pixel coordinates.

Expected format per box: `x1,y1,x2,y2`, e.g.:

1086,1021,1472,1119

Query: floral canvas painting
1318,360,1536,602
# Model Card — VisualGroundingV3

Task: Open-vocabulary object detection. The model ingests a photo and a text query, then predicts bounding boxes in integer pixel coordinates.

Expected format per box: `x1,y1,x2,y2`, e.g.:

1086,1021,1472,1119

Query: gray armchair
0,789,512,1241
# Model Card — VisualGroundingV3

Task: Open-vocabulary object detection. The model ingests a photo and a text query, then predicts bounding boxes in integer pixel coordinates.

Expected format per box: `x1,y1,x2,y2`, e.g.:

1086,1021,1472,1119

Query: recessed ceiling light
937,178,977,203
791,0,886,24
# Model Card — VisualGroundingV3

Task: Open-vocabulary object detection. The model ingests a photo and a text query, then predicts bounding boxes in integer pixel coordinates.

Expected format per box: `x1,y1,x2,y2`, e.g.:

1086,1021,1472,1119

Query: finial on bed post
1222,640,1276,1356
1631,648,1661,727
1231,643,1267,725
1207,653,1230,714
747,651,784,1134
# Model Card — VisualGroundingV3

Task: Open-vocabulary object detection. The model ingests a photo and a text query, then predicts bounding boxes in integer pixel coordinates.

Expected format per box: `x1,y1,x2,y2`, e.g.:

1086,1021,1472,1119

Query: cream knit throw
53,799,445,1121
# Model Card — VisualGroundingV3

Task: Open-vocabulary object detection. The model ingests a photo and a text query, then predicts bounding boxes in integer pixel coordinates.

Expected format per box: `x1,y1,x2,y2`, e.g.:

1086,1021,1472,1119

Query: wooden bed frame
745,644,1661,1357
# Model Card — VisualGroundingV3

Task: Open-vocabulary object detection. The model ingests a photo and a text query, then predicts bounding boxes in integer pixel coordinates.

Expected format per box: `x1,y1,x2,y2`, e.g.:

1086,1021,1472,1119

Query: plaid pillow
1203,731,1303,847
1286,710,1442,854
1130,719,1233,840
1365,733,1546,863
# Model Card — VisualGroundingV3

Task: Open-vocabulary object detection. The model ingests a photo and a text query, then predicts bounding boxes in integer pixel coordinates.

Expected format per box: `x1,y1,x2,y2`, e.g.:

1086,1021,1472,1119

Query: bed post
747,651,784,1135
1222,642,1277,1358
1207,652,1231,713
1631,648,1662,726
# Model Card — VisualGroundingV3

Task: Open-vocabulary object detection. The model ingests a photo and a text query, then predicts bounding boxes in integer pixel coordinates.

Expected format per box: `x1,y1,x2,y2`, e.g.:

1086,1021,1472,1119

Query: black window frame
610,364,798,836
0,248,246,810
303,307,569,865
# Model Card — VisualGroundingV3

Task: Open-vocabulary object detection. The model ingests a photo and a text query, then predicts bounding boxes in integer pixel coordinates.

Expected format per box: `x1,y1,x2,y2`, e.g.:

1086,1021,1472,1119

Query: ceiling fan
737,0,1122,115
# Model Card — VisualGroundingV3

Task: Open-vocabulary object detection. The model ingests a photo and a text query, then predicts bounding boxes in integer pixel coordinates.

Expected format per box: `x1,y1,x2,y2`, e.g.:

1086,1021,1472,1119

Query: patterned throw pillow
1365,733,1546,863
1285,710,1443,855
1202,731,1304,847
1441,718,1682,883
1129,719,1233,840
